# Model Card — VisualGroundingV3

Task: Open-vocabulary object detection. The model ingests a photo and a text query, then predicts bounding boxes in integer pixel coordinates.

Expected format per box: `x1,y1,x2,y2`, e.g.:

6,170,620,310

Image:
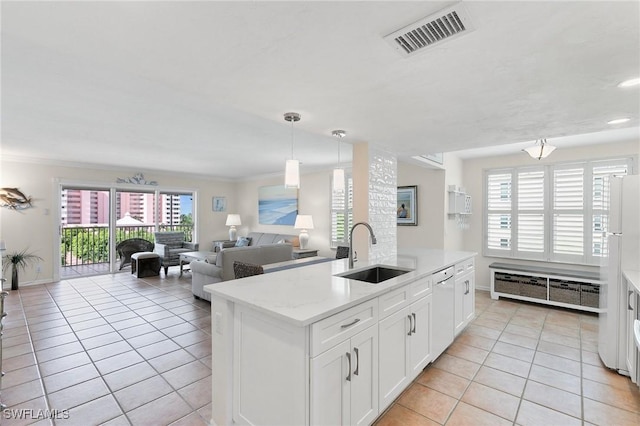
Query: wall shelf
448,185,471,229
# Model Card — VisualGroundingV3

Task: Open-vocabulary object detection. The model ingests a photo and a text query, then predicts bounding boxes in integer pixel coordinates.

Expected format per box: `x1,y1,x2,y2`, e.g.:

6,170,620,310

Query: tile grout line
36,274,210,425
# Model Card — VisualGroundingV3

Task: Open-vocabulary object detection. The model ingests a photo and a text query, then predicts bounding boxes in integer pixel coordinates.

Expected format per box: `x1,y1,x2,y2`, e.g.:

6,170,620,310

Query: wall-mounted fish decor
0,187,33,210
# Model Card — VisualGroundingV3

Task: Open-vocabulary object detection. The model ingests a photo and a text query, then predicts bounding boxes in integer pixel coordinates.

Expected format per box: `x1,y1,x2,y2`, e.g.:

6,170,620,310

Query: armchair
116,238,154,270
153,231,199,275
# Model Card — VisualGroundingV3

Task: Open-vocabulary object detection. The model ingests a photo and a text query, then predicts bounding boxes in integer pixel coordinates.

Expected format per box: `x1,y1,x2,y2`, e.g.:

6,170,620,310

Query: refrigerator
599,174,640,373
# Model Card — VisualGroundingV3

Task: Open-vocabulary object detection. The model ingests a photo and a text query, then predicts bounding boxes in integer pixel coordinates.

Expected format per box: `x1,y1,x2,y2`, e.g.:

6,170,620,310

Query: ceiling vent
384,3,474,57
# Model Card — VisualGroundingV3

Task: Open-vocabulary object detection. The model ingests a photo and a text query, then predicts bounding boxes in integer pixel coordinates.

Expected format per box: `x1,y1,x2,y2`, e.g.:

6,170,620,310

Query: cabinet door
626,281,637,383
378,305,411,411
454,275,465,336
310,340,351,425
463,273,475,325
409,294,432,378
350,325,379,426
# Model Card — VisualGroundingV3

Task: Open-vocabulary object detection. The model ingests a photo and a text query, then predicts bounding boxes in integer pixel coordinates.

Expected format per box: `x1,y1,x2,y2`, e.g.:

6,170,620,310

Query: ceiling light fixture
332,130,346,193
607,117,631,125
284,112,301,189
618,78,640,88
523,138,556,160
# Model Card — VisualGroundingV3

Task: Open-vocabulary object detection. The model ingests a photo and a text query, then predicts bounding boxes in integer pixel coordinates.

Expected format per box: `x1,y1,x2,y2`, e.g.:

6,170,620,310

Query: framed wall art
258,185,298,225
212,196,227,212
397,185,418,226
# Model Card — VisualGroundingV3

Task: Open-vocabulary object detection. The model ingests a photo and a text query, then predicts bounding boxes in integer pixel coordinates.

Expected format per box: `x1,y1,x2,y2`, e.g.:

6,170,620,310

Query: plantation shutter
552,166,584,260
486,172,512,253
331,175,353,248
517,170,545,256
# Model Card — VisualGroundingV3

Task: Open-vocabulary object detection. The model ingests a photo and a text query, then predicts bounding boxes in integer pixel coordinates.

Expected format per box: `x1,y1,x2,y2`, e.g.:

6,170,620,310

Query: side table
292,248,318,259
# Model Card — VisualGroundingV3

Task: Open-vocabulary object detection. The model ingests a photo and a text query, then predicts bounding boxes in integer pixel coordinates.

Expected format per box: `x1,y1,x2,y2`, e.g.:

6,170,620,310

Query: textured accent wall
368,147,397,261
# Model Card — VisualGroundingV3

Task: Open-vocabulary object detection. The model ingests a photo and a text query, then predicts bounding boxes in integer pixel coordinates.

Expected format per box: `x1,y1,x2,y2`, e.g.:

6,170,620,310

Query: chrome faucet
349,222,377,269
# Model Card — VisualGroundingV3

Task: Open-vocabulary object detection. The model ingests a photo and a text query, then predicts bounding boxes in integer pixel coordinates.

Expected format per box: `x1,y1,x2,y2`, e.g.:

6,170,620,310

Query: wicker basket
549,279,580,305
494,272,520,295
519,276,547,300
581,284,600,308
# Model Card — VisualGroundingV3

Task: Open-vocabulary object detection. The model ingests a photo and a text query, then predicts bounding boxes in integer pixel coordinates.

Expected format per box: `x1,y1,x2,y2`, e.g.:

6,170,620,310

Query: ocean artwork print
258,185,298,225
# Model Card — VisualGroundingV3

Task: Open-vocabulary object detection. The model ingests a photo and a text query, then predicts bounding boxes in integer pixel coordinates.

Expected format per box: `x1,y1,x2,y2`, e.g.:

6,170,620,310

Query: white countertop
623,269,640,294
204,249,475,327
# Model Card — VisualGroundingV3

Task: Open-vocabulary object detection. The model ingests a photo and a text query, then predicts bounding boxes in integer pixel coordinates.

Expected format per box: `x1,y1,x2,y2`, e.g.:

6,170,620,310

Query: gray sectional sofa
191,232,299,301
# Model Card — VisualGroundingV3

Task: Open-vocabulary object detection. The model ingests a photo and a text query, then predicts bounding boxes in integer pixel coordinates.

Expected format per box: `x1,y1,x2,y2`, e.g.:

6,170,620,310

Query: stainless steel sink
336,265,412,284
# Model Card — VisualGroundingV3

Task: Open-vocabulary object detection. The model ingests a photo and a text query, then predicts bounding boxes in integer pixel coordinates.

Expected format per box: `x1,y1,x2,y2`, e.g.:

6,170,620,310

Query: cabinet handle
346,352,351,382
407,315,413,336
629,290,634,311
412,313,417,334
353,347,359,376
341,318,360,329
465,280,470,295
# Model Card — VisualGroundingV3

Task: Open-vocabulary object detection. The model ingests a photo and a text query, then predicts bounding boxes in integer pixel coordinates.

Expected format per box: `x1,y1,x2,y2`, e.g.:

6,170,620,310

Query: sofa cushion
247,232,299,247
235,236,252,247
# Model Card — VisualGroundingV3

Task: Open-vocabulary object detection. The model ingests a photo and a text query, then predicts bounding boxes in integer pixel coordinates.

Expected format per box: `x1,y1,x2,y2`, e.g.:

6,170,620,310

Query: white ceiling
1,1,639,180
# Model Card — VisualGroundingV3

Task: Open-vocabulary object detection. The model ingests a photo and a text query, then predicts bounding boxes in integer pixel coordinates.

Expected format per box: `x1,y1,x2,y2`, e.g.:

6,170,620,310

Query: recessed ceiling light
607,118,631,125
618,78,640,88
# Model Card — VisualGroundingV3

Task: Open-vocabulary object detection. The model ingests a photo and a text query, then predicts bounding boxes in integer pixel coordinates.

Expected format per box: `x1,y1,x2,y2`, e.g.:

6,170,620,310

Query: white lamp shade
294,214,314,230
333,168,345,193
524,143,556,160
225,214,241,226
285,159,300,188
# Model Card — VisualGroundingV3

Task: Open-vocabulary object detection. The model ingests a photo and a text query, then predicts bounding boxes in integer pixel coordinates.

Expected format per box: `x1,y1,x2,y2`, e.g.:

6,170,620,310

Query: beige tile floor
1,272,639,425
376,291,640,426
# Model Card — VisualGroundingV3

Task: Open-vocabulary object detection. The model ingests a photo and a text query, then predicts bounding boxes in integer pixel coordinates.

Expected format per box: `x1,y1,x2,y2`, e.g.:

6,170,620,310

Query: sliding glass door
59,184,195,279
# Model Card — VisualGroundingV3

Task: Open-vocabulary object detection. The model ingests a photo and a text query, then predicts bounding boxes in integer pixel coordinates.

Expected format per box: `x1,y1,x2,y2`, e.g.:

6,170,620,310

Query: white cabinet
378,294,432,411
311,325,378,426
626,279,638,384
455,273,475,335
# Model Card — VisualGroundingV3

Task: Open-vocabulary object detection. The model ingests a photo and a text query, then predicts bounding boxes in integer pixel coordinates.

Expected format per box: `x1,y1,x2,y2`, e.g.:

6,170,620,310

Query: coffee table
179,251,215,276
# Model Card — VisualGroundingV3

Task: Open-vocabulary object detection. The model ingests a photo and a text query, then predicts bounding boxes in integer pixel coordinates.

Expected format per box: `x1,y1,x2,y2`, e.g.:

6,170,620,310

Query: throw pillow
235,236,251,247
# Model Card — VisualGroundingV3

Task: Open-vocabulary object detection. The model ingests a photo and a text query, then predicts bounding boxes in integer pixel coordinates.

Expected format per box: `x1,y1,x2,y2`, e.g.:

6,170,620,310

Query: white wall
397,161,445,249
234,170,334,258
462,140,640,290
0,158,236,285
443,153,466,251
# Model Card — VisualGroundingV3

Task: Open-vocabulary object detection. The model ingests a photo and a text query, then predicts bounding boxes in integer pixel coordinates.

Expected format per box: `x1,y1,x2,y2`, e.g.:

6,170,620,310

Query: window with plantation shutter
486,172,512,253
330,174,353,248
552,167,584,261
517,169,545,257
484,157,633,265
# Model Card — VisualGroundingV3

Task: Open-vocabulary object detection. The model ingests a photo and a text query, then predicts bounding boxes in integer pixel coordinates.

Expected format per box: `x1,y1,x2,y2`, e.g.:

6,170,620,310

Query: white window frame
483,157,634,266
330,173,353,249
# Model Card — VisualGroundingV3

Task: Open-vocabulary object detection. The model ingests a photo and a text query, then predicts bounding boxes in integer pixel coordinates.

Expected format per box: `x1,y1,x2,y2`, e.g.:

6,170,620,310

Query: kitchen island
205,248,476,425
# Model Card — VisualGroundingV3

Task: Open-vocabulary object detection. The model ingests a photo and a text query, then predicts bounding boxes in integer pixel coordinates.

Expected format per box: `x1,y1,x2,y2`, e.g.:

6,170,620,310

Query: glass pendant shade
333,168,345,192
285,159,300,188
524,139,556,160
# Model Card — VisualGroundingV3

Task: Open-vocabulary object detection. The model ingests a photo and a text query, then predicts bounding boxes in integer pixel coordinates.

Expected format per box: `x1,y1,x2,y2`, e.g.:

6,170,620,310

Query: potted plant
2,249,43,290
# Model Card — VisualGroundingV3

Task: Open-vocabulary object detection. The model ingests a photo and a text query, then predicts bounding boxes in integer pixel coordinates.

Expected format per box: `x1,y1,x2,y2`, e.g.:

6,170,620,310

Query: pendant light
523,138,556,160
332,130,346,193
284,112,301,188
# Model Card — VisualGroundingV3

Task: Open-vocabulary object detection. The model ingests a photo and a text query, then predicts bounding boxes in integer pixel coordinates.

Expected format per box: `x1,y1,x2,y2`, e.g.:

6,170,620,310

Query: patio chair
153,231,199,275
116,238,154,270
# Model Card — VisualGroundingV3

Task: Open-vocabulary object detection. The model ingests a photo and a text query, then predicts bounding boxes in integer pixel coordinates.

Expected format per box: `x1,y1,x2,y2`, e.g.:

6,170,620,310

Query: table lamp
226,214,241,241
294,215,314,250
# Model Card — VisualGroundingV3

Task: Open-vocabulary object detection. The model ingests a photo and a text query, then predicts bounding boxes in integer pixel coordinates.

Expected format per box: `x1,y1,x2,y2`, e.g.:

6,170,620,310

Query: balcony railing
61,224,194,267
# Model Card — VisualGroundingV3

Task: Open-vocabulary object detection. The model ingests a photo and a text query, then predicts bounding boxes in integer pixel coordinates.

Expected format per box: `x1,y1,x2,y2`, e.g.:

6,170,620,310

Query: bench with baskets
489,262,603,313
